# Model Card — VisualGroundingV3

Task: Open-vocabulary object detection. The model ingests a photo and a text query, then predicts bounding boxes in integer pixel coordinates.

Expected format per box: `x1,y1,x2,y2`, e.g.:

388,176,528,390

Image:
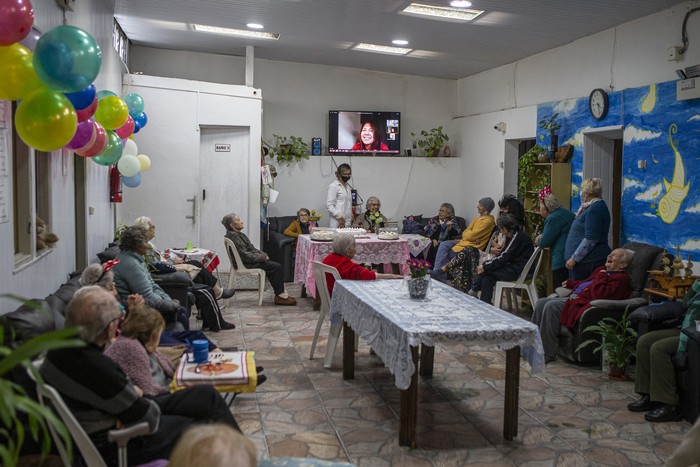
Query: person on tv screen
351,121,389,152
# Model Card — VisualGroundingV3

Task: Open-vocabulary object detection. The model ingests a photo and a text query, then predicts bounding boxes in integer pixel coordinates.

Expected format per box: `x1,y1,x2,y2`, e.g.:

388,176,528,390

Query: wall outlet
667,46,682,61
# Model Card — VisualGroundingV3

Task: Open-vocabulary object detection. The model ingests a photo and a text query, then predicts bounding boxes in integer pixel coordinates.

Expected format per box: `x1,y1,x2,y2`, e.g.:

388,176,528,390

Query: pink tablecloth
293,233,409,298
164,248,220,272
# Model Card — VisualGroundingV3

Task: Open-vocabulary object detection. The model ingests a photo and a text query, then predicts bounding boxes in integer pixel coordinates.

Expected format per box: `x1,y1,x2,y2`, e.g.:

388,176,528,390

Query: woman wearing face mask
326,163,353,228
351,121,389,152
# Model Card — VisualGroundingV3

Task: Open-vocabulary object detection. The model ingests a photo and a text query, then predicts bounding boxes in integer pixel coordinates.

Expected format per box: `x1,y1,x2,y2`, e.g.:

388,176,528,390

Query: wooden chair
224,237,266,306
493,247,544,312
28,369,154,467
310,261,341,366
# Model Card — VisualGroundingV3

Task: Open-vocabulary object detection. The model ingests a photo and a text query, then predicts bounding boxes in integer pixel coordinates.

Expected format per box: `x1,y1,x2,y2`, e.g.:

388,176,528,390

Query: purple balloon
65,119,95,149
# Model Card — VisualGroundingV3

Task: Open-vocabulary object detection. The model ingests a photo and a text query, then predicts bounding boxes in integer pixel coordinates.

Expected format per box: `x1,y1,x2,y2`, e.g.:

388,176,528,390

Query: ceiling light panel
353,43,412,55
402,3,483,22
192,24,279,40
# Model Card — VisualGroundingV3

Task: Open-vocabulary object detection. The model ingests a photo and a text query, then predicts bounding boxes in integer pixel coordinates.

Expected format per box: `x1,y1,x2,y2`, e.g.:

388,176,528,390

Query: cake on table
335,227,367,237
310,229,335,241
377,231,399,240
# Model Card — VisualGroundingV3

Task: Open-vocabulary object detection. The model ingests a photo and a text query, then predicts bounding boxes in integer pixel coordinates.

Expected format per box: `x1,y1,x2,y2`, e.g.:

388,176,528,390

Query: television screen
328,111,401,155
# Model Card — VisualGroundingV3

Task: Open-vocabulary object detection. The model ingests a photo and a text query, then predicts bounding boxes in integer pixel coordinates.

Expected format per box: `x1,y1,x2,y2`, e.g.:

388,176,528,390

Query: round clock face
589,88,609,120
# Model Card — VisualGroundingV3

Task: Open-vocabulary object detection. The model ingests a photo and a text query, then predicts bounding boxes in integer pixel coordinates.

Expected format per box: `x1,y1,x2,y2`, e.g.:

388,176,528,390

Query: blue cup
187,339,209,363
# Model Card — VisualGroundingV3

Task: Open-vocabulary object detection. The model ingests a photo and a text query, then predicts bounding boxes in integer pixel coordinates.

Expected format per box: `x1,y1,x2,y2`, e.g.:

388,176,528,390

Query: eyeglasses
370,203,381,207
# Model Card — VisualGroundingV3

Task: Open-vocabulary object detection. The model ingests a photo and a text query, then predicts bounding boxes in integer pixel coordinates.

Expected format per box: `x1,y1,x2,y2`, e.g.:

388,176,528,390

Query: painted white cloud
642,212,656,218
678,239,700,251
686,202,700,213
634,183,662,201
553,99,578,116
564,127,591,147
689,114,700,122
623,178,641,191
624,125,661,144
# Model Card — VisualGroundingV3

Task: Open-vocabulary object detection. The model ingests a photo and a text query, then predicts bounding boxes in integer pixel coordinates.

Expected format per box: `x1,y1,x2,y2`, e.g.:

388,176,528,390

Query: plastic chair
493,247,544,312
27,369,153,467
310,261,341,365
224,237,266,306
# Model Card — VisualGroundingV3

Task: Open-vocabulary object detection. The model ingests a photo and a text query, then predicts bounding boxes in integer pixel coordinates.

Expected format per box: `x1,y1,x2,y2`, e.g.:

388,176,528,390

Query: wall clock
589,88,609,120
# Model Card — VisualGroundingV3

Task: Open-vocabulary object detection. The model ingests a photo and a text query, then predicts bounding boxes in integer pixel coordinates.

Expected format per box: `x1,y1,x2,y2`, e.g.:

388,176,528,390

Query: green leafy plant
538,113,561,143
268,135,310,165
411,127,449,157
517,144,548,195
0,294,85,466
575,307,638,378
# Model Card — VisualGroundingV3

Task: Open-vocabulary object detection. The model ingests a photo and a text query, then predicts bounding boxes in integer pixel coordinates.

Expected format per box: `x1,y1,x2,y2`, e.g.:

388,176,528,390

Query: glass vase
405,275,431,300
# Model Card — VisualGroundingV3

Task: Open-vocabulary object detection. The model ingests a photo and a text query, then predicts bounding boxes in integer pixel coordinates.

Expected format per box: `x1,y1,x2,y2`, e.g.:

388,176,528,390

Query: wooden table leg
419,344,434,377
503,346,520,440
342,321,355,380
399,345,419,448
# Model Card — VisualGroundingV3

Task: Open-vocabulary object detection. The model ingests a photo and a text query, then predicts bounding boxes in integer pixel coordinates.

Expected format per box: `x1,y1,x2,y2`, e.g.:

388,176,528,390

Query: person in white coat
326,163,353,228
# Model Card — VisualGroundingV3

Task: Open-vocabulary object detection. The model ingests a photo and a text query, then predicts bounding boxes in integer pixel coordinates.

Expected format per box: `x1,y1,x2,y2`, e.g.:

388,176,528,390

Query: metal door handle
186,196,196,224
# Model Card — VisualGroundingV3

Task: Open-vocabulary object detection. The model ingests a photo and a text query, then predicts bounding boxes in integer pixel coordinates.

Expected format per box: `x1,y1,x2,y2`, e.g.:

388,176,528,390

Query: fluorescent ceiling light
392,39,409,45
353,43,412,55
450,1,472,7
192,24,279,39
402,3,483,21
246,23,264,29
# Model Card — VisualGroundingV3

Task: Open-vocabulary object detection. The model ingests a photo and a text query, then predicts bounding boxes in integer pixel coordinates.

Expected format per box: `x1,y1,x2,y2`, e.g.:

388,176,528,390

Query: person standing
327,163,353,228
534,187,575,288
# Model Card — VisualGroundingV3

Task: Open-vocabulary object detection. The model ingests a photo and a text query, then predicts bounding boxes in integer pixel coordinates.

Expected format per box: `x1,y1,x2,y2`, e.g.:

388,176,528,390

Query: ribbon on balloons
122,173,142,188
15,87,78,152
0,0,34,46
0,44,42,101
65,84,96,111
65,119,95,150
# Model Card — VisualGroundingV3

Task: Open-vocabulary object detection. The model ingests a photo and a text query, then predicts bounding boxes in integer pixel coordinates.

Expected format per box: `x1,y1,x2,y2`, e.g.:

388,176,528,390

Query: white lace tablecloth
293,233,409,297
329,279,545,390
401,234,431,257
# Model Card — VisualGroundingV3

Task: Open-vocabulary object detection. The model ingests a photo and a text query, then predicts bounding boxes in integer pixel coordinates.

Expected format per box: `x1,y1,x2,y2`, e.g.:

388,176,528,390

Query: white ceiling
113,0,681,80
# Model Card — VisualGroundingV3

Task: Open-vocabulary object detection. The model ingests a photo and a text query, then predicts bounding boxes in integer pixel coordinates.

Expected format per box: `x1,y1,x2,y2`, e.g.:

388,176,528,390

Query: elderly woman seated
423,202,463,266
322,233,403,295
472,213,534,304
531,248,634,363
134,216,234,300
352,196,388,233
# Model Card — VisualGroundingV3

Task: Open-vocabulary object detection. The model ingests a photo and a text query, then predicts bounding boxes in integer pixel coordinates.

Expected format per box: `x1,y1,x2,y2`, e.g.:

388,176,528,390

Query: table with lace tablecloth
293,233,409,298
329,279,544,447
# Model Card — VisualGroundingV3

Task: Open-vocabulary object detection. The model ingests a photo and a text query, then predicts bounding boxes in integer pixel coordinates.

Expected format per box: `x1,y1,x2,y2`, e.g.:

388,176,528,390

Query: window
12,102,52,268
112,19,129,65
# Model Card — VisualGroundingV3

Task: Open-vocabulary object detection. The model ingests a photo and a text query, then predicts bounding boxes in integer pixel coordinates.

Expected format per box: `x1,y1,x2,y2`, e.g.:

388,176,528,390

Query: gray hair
120,225,148,252
134,216,153,229
332,233,356,256
65,286,122,343
581,178,603,198
221,213,238,230
365,196,381,210
440,203,455,217
621,248,635,267
79,263,113,288
542,193,562,212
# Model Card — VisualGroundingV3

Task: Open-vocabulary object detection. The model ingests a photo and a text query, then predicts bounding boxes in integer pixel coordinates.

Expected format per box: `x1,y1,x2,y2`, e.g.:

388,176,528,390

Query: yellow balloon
136,154,151,172
0,44,42,100
94,95,128,130
15,87,78,152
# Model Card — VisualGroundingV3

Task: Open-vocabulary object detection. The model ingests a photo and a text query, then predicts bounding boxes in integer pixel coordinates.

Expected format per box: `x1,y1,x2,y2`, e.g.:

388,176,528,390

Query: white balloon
136,154,151,172
117,154,140,177
122,138,138,158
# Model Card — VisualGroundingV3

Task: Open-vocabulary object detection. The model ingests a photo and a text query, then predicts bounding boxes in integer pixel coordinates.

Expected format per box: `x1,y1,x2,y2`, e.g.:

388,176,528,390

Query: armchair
263,216,298,283
557,242,667,364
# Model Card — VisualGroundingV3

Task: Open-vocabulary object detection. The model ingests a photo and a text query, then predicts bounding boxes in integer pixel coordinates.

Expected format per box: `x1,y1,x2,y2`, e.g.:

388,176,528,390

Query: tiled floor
205,283,691,466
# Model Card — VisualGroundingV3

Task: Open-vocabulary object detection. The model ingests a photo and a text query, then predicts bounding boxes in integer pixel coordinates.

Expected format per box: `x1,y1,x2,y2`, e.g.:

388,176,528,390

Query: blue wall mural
537,80,700,258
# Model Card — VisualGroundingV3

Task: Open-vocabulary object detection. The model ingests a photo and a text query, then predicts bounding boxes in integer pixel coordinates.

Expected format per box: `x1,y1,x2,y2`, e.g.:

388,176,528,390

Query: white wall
1,0,122,310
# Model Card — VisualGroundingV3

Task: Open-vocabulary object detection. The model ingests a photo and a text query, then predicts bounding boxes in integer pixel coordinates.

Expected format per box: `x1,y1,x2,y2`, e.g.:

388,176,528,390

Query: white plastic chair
28,369,152,467
310,261,341,365
224,237,266,306
493,247,544,312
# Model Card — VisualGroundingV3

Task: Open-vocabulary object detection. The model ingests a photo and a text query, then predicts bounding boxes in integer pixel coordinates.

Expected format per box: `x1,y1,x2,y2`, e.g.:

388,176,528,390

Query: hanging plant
268,135,310,166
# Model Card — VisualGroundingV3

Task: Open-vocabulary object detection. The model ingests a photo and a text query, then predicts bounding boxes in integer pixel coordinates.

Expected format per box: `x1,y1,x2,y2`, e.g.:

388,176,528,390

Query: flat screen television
328,110,401,155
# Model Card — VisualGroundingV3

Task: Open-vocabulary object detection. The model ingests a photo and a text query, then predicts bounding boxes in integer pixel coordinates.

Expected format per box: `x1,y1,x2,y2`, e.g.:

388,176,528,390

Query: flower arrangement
309,210,322,222
406,258,432,278
368,211,383,223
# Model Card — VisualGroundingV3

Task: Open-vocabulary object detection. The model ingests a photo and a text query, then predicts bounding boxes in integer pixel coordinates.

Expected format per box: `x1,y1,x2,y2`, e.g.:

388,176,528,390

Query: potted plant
538,113,561,159
268,135,310,166
405,258,432,300
411,127,449,157
575,307,638,380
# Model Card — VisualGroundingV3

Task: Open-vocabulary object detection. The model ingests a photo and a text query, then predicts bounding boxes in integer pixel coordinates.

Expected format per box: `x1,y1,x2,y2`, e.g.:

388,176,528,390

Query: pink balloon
75,121,106,157
0,0,34,46
65,119,95,150
76,95,98,122
115,115,134,139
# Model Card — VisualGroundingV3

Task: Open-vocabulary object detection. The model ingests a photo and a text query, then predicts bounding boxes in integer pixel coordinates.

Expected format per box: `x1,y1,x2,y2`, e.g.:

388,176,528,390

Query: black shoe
644,405,683,422
256,366,264,373
219,321,236,330
628,394,659,412
218,288,236,300
256,374,267,386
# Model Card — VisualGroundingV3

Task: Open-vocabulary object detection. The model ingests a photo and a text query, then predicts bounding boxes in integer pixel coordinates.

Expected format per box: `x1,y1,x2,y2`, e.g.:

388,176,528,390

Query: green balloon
15,87,77,152
93,131,123,166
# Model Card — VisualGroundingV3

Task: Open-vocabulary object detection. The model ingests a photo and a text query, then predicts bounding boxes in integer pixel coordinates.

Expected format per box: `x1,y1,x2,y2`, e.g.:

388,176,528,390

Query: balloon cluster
0,0,151,189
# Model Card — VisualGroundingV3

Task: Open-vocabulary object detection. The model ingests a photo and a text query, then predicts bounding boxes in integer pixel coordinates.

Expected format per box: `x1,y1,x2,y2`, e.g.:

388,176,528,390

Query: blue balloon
65,84,96,110
33,26,102,93
122,93,144,118
132,120,141,134
133,111,148,129
122,173,141,188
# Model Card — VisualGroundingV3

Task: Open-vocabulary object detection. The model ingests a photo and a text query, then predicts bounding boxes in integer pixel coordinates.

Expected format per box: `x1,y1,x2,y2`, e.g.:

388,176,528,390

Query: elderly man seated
531,248,634,363
39,286,241,467
222,213,296,306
